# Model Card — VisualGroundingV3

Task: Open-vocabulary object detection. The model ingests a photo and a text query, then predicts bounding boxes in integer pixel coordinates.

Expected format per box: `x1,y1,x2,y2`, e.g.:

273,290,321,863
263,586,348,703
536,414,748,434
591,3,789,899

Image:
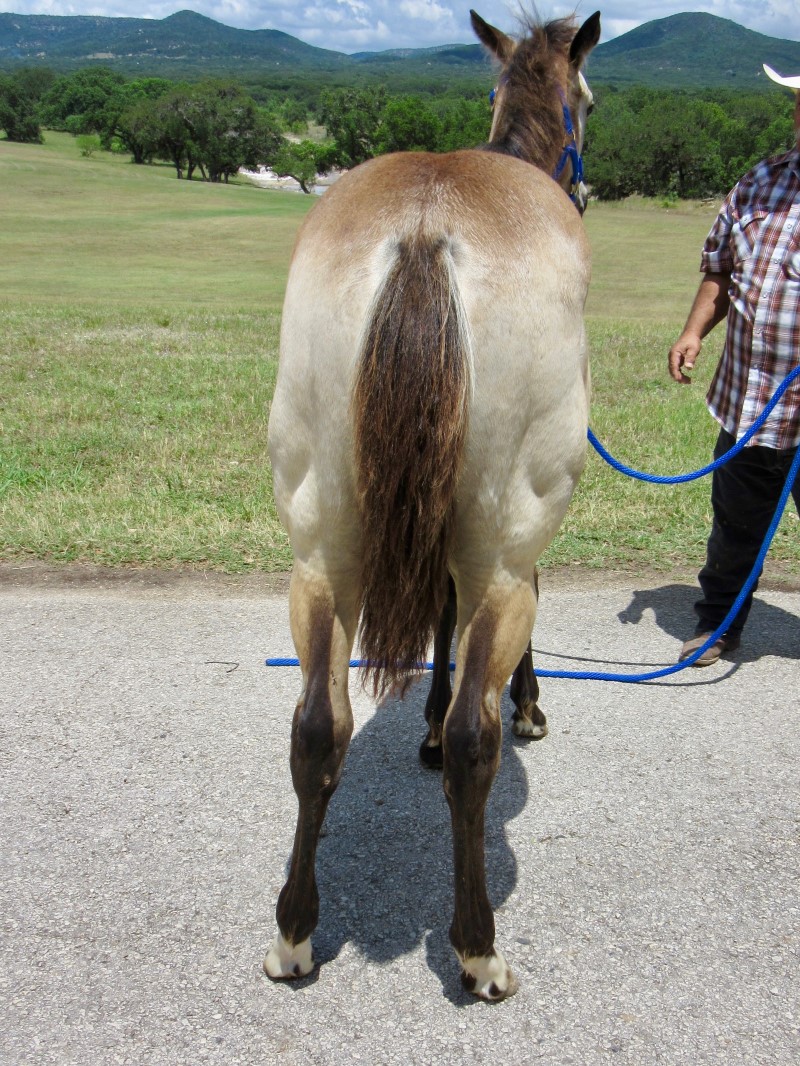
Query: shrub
76,134,101,157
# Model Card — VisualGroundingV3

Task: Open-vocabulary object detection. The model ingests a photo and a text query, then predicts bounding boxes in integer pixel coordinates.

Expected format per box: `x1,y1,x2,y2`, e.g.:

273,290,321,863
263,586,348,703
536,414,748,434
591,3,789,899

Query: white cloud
337,0,372,17
601,18,645,41
398,0,454,26
302,18,392,47
707,0,800,40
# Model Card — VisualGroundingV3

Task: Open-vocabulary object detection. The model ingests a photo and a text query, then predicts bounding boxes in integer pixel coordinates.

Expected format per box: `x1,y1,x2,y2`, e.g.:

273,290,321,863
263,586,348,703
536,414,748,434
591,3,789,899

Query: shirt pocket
729,211,765,267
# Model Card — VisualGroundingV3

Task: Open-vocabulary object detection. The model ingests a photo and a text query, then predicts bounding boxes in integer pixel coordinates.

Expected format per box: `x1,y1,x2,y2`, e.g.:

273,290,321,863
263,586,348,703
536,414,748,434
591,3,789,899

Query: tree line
587,85,796,200
1,65,795,198
0,67,285,182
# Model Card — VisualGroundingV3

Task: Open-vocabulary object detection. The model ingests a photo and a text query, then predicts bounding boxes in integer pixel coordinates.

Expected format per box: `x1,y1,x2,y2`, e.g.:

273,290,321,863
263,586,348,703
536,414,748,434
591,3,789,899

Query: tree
582,93,642,200
279,97,309,135
271,139,333,194
0,72,43,143
107,77,174,155
373,96,441,154
712,88,794,181
13,66,56,100
150,87,196,179
173,82,283,182
585,86,800,201
753,115,795,168
116,98,162,165
39,67,125,138
436,98,492,152
636,97,727,198
317,87,387,167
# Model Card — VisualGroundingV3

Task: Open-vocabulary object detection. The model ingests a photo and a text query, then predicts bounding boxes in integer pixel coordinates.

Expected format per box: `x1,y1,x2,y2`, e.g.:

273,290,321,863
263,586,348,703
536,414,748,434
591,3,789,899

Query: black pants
695,428,800,636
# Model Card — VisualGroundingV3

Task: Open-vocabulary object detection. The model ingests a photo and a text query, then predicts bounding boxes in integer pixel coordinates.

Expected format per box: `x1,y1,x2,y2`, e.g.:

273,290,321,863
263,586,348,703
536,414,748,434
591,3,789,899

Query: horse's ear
569,11,601,68
470,10,515,64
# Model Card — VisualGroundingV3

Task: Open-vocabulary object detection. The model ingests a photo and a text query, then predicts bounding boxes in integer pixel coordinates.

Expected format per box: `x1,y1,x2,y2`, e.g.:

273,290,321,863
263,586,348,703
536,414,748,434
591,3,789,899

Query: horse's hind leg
509,642,547,739
424,578,545,766
509,569,547,739
420,575,457,770
264,561,358,981
444,576,537,1001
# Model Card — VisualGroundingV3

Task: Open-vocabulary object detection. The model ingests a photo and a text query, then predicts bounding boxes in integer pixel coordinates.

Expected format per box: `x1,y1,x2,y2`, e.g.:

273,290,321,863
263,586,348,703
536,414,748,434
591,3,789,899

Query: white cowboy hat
763,63,800,89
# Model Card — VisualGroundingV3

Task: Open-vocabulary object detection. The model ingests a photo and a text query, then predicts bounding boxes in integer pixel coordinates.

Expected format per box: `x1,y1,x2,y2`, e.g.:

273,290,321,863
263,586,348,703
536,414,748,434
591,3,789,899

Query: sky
5,1,800,54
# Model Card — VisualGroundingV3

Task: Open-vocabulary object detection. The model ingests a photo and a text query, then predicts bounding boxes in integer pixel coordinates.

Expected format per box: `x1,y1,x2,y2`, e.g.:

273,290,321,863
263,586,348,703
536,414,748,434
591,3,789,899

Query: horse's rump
353,232,471,696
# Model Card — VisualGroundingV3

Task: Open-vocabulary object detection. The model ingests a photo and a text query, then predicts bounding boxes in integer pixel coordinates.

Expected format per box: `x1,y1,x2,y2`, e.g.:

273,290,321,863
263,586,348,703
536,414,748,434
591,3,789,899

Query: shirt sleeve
700,188,737,275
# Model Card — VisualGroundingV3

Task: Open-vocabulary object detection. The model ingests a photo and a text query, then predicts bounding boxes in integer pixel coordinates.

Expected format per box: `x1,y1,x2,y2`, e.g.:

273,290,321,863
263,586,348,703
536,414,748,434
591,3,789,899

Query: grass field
1,132,798,576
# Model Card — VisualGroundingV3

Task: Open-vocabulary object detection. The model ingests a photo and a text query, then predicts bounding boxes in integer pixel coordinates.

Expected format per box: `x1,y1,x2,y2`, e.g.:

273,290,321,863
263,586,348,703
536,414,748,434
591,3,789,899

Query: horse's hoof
511,716,548,740
263,933,314,980
512,705,548,740
459,949,519,1001
419,734,443,770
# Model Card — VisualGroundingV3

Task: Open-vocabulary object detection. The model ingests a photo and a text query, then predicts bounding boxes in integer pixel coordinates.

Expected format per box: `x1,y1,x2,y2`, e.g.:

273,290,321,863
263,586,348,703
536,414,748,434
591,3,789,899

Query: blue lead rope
537,437,800,681
539,441,800,680
265,369,800,684
589,363,800,484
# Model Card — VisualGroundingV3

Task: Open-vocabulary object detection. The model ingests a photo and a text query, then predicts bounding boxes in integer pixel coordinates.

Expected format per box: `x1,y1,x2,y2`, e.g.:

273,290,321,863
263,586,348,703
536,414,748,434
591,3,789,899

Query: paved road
2,565,799,1065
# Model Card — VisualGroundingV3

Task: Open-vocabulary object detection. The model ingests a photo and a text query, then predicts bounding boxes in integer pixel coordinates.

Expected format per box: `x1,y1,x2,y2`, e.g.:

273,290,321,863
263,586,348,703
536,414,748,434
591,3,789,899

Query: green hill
0,9,350,74
1,9,800,89
589,12,800,88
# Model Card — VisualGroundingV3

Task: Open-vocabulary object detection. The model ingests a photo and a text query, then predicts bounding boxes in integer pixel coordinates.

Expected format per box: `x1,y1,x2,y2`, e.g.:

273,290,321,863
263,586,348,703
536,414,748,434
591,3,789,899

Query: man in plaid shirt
668,64,800,666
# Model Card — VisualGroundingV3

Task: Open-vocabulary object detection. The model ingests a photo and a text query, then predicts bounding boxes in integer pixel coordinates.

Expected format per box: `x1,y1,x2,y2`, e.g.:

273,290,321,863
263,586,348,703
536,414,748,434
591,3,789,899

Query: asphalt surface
2,564,799,1065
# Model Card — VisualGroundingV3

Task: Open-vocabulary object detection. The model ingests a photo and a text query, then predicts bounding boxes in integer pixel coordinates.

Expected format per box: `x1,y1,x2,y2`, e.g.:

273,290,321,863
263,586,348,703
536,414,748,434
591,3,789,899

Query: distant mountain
352,43,483,65
0,9,350,73
589,12,800,87
1,8,800,89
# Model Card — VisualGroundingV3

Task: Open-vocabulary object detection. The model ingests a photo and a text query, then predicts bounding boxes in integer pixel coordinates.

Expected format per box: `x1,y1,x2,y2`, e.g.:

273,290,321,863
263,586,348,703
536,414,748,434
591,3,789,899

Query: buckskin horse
265,8,601,1001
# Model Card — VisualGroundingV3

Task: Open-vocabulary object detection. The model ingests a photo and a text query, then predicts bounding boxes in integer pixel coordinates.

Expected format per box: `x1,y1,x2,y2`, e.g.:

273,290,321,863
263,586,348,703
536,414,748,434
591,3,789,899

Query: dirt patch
1,560,798,598
0,561,291,599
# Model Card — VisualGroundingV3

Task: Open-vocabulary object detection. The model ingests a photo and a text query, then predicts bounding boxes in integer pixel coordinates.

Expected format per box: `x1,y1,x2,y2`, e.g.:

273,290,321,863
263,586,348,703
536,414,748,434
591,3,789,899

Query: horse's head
471,9,601,214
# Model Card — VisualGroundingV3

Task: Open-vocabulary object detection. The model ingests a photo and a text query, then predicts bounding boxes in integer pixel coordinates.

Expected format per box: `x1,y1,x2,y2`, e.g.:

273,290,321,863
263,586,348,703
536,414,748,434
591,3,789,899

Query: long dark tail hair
353,233,471,696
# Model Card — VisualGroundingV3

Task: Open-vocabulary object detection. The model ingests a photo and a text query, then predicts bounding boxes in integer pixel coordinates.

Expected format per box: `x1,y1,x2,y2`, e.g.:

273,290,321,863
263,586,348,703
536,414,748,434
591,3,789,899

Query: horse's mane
485,15,578,173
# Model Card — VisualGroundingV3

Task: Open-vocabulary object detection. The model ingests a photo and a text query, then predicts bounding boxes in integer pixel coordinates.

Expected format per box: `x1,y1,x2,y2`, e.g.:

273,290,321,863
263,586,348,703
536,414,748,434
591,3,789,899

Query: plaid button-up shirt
701,147,800,449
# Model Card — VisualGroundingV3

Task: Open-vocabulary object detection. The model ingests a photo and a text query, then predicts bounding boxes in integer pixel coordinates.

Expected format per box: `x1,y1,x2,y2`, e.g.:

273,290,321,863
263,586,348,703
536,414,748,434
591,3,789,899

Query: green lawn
0,131,310,310
585,196,720,322
1,132,797,575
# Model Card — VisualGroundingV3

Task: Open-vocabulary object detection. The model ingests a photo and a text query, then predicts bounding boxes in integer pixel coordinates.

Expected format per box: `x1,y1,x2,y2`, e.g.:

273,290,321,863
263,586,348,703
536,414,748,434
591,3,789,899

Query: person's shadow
616,582,800,665
303,674,532,1005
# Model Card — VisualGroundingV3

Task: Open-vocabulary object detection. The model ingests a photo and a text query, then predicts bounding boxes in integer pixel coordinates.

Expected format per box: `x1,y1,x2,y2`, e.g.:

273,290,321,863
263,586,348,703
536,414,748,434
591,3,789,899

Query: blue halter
553,92,584,204
489,84,585,206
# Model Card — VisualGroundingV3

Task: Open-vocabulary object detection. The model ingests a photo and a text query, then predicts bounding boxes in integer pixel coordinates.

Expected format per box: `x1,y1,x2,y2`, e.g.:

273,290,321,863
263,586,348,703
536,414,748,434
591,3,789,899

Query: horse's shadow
307,677,531,1004
280,584,798,998
616,582,800,664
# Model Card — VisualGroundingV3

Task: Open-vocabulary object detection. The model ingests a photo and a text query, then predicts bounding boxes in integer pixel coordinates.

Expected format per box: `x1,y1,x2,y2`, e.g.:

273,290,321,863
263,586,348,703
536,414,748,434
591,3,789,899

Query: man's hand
668,273,730,385
668,334,702,384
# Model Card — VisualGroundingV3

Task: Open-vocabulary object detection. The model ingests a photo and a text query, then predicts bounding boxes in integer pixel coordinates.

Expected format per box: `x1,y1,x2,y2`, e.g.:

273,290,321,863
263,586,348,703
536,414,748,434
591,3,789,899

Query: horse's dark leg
420,575,457,769
264,565,356,980
509,642,547,739
509,568,547,738
443,579,536,1000
426,579,546,758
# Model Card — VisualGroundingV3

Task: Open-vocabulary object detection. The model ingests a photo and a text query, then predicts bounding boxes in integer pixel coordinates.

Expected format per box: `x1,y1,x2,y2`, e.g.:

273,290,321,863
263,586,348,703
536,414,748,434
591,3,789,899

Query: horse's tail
353,233,471,697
